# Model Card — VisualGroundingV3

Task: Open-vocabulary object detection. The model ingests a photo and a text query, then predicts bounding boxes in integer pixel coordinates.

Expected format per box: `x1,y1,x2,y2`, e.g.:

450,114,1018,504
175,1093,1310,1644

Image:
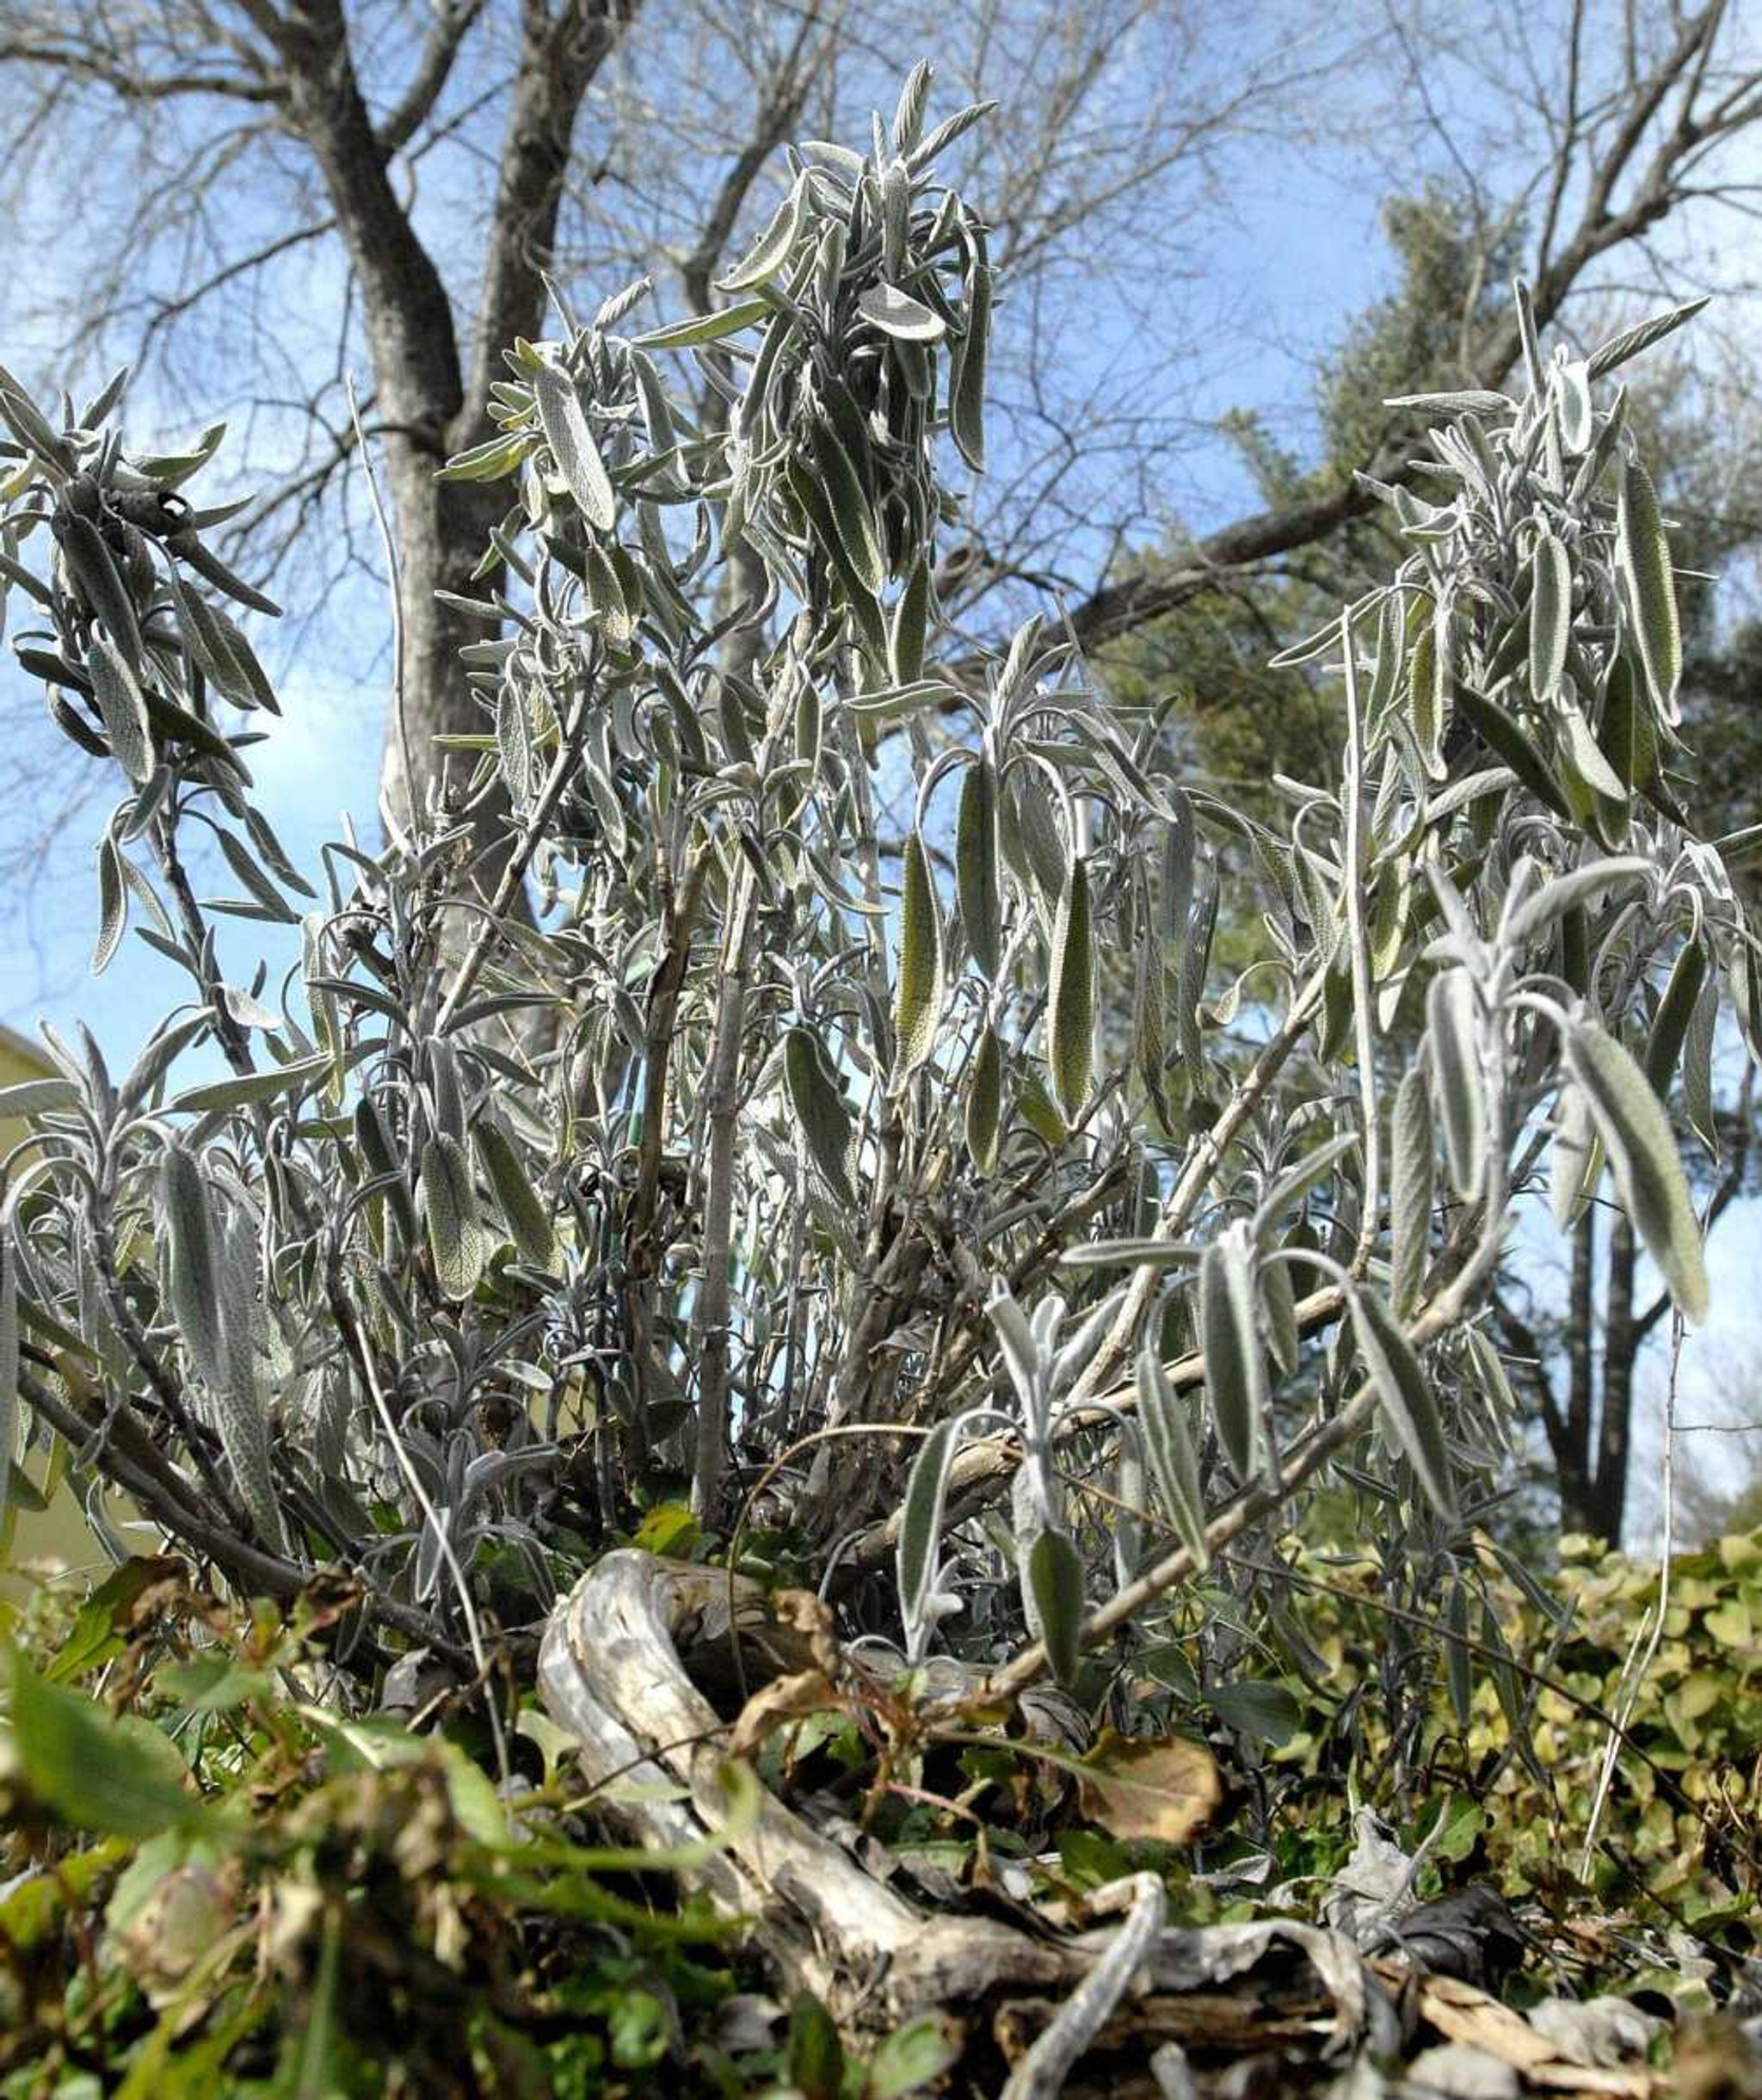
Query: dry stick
1000,1874,1167,2100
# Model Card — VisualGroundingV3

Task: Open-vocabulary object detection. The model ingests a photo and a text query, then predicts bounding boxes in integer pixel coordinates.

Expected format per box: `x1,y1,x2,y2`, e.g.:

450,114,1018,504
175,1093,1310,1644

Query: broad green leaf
1389,1063,1434,1318
1350,1289,1457,1523
420,1133,485,1300
1617,457,1680,719
1047,856,1094,1120
1426,970,1486,1202
1024,1526,1085,1689
533,358,615,532
1564,1016,1708,1322
866,2013,961,2099
786,1990,844,2100
1135,1345,1207,1570
1198,1226,1266,1481
956,758,1002,980
892,828,944,1078
1208,1679,1302,1746
5,1649,213,1838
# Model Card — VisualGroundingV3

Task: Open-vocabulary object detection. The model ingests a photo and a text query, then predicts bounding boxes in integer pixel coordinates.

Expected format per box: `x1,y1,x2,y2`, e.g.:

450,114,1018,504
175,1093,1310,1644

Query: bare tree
0,0,1759,900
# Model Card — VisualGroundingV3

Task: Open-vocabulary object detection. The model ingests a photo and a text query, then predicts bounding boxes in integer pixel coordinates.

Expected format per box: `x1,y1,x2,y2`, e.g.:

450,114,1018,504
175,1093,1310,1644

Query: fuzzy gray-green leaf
1351,1290,1457,1524
1135,1344,1208,1571
1024,1526,1085,1689
1529,529,1570,703
898,1413,961,1661
87,631,154,785
1426,970,1486,1202
1198,1228,1266,1481
1564,1016,1707,1323
784,1026,856,1206
965,1022,1002,1173
893,828,945,1079
1617,456,1680,720
421,1134,485,1300
1047,856,1094,1120
1389,1062,1434,1318
474,1116,557,1268
859,283,945,342
160,1143,225,1391
533,359,616,533
956,758,1002,980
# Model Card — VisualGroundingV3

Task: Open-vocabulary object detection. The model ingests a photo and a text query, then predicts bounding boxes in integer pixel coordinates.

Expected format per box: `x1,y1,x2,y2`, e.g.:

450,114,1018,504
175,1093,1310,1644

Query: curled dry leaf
727,1667,841,1760
1075,1726,1223,1844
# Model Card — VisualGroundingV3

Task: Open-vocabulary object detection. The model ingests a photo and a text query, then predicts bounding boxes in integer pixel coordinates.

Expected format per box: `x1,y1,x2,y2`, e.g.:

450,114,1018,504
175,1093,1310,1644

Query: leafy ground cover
3,1526,1756,2096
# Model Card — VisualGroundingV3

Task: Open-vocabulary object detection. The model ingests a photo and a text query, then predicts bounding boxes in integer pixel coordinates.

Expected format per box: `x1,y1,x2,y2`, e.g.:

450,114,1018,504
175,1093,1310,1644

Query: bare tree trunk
1593,1215,1640,1547
1557,1204,1600,1536
274,0,634,882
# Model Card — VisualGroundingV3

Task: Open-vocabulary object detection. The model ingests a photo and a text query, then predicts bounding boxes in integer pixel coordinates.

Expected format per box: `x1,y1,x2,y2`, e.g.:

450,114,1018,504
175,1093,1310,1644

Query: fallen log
538,1549,1378,2084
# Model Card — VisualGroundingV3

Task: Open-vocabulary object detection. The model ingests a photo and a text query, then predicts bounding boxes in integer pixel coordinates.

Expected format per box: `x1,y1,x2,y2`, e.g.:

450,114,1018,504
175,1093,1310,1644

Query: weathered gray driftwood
538,1550,1373,2073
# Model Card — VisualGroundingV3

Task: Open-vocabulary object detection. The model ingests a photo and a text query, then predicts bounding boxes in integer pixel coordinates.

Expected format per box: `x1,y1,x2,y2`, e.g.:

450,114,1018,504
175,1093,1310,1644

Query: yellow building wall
1,1026,134,1604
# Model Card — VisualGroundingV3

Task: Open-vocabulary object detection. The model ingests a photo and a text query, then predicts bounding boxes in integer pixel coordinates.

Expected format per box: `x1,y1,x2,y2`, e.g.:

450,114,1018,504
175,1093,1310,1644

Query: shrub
0,71,1752,1774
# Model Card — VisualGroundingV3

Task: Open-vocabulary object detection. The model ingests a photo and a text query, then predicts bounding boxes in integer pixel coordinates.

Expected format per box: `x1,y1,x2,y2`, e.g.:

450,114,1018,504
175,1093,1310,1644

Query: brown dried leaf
773,1588,841,1679
1075,1727,1223,1844
728,1668,840,1759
